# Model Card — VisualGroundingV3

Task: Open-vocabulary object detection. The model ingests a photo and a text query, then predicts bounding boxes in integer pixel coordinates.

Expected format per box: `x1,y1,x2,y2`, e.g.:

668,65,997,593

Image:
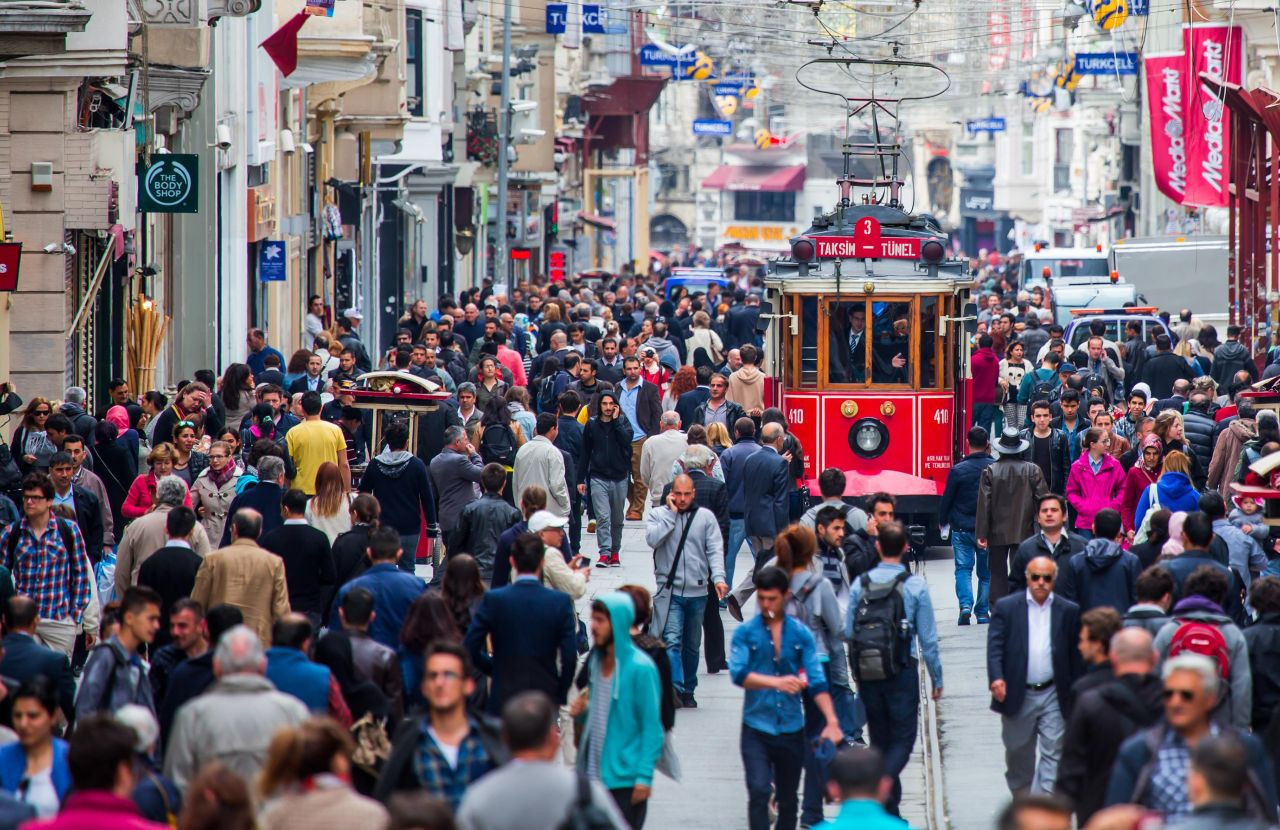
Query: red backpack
1167,620,1231,680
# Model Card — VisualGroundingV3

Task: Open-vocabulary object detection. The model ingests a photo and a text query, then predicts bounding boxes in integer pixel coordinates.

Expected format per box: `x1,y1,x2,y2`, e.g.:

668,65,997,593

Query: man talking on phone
645,474,727,709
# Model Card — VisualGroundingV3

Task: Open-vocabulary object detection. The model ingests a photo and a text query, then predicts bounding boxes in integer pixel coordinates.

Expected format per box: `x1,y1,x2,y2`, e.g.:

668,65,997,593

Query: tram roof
765,259,968,294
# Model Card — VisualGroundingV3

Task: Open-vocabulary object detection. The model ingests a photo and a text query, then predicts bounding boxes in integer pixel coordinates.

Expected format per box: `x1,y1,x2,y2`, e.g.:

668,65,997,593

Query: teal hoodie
576,592,664,789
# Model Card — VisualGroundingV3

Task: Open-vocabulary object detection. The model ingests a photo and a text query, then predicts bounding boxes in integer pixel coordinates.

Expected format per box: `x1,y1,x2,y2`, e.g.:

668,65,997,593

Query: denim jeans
860,658,920,816
661,593,707,694
398,533,419,574
741,725,805,830
972,402,1001,435
725,517,754,590
801,665,837,826
832,683,865,744
589,478,627,556
952,530,990,618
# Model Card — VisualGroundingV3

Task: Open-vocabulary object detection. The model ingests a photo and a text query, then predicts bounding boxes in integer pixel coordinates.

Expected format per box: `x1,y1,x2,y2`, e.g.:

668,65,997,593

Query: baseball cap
528,510,568,533
343,307,364,321
1058,362,1077,374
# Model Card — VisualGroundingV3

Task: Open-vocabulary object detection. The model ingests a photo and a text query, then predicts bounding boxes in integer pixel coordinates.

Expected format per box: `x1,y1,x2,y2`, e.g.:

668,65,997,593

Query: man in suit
288,352,329,395
192,508,291,644
0,595,74,723
987,555,1083,795
741,422,793,571
136,507,205,647
617,356,663,520
219,455,287,546
464,532,577,716
675,366,713,428
260,489,337,627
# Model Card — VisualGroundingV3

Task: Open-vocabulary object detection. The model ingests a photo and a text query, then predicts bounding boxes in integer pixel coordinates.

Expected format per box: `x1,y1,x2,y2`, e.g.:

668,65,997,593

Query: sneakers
958,609,971,626
587,519,597,533
609,553,621,567
680,692,698,708
977,614,991,625
595,554,611,569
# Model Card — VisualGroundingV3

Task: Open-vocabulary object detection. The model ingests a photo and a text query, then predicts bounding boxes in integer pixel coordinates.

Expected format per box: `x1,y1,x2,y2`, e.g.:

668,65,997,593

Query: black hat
994,426,1030,456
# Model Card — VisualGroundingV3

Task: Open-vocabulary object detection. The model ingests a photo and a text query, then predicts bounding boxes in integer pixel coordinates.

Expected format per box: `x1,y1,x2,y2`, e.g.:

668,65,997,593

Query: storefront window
734,192,795,222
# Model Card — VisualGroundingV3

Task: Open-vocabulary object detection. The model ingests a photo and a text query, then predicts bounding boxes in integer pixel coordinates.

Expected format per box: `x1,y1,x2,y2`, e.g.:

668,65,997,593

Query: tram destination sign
813,236,921,259
139,154,199,213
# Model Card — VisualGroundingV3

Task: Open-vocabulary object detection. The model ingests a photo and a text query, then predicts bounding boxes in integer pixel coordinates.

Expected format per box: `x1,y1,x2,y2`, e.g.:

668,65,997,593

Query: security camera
42,242,74,255
280,128,296,154
211,124,232,151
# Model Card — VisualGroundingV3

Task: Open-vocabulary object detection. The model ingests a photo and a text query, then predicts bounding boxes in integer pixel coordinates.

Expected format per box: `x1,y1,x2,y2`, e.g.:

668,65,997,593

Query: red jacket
122,472,193,520
23,792,168,830
971,348,1000,404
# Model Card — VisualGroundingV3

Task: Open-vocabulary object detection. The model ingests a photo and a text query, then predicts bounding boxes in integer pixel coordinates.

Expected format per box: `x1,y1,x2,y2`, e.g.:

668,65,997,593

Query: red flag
1182,24,1244,207
260,11,310,77
1144,53,1188,204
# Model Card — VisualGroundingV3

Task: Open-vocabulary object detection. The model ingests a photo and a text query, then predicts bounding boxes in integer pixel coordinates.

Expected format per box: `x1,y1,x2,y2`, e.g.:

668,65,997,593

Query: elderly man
164,625,309,792
640,412,688,510
115,476,211,598
430,426,485,565
191,510,291,644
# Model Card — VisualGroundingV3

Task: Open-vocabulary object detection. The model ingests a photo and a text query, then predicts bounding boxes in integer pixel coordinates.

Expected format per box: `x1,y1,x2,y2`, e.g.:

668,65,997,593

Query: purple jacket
1065,452,1125,532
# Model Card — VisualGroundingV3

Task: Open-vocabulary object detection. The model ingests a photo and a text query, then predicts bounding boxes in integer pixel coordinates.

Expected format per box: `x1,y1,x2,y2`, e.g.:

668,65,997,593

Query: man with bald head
988,555,1083,795
741,421,793,570
645,473,727,708
1056,625,1163,823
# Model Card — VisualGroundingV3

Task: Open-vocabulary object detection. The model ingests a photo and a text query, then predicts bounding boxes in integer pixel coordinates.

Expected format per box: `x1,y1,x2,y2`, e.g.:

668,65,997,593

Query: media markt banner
1144,53,1187,204
139,155,199,214
1182,24,1243,207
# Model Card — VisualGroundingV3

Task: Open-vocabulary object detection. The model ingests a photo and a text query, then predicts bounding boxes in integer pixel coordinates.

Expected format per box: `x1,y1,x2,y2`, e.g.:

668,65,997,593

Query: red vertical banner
1182,24,1244,207
1145,53,1188,204
1020,3,1035,63
988,11,1010,72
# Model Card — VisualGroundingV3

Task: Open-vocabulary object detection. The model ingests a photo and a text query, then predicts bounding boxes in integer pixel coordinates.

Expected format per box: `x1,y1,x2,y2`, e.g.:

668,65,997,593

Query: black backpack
1027,372,1058,406
479,422,517,467
5,518,76,566
537,375,560,414
557,772,617,830
850,571,911,683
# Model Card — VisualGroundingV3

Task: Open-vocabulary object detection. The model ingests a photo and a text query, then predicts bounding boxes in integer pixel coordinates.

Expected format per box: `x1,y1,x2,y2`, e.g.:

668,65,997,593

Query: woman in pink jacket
1066,427,1126,538
121,442,192,520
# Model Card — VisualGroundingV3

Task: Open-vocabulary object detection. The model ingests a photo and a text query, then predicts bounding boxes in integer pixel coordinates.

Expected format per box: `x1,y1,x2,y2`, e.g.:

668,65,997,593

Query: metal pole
494,0,513,294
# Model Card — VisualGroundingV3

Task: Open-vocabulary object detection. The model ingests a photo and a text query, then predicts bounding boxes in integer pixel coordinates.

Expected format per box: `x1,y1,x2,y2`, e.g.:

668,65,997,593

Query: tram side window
869,301,911,384
801,297,818,386
919,295,939,389
828,301,867,383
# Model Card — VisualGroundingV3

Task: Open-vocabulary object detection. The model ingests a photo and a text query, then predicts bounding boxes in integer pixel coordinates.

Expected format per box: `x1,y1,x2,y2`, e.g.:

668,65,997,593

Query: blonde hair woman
305,461,352,543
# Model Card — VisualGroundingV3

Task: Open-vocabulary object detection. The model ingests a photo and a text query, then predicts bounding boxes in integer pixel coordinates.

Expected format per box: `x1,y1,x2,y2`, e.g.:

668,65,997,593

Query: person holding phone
527,511,588,600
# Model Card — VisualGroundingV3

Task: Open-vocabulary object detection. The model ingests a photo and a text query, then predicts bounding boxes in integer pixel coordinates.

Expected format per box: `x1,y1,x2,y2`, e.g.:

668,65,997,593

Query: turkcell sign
582,5,606,33
814,236,922,259
1074,52,1139,75
639,44,694,69
965,117,1005,133
692,119,733,136
545,3,567,33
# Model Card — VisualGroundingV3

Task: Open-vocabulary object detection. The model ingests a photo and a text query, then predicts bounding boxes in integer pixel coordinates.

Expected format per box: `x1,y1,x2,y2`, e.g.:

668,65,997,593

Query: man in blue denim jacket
844,521,943,817
731,566,843,830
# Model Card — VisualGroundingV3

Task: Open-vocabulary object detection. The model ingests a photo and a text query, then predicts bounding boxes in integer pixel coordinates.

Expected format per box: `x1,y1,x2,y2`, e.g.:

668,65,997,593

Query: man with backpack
1152,564,1252,730
842,521,942,817
75,585,161,720
1018,351,1062,412
1159,511,1248,624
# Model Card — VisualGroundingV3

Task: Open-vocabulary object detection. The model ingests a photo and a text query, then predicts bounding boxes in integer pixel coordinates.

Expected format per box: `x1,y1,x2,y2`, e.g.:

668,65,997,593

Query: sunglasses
32,410,50,416
175,420,195,428
1162,688,1196,702
1027,573,1055,583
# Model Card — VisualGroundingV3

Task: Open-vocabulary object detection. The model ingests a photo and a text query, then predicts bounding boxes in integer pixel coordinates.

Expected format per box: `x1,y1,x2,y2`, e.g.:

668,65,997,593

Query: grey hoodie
645,335,679,365
372,447,414,477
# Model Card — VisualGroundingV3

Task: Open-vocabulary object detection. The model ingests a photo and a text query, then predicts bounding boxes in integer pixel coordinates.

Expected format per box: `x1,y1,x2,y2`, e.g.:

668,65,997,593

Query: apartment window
406,9,423,117
734,191,795,222
1021,124,1034,177
1054,128,1073,193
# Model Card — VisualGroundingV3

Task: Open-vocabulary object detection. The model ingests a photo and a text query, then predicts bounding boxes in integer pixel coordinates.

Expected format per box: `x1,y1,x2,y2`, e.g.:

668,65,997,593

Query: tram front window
870,302,911,383
828,301,868,383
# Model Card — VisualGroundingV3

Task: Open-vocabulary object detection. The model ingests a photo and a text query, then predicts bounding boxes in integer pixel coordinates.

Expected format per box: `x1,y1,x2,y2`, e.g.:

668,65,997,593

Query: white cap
528,510,568,533
343,307,364,320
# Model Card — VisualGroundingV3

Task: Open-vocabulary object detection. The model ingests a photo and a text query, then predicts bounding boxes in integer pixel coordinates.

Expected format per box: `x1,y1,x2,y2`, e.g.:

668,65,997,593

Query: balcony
0,1,91,59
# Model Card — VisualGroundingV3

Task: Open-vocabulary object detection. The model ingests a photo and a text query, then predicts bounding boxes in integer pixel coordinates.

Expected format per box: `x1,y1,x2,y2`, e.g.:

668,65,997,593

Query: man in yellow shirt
286,391,350,494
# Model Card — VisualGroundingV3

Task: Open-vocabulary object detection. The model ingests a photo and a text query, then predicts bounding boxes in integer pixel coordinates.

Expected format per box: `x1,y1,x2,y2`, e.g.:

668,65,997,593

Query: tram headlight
921,239,946,265
848,418,889,459
790,237,815,262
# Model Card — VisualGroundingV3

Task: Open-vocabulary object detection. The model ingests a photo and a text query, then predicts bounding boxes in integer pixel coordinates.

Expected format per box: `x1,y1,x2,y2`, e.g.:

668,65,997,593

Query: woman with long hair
219,363,256,433
9,397,55,474
123,443,191,520
398,593,462,712
191,440,242,545
704,421,732,456
0,678,70,818
217,426,241,459
305,461,351,544
170,418,209,486
504,386,536,441
441,554,485,634
177,762,254,830
284,349,313,390
685,310,724,367
999,341,1034,430
258,718,387,829
331,494,379,589
1153,409,1205,486
1134,450,1201,540
663,366,697,412
473,356,509,412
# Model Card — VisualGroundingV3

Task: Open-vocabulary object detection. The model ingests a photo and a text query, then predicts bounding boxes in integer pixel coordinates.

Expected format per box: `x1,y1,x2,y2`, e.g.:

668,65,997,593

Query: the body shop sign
1182,24,1243,207
139,155,199,213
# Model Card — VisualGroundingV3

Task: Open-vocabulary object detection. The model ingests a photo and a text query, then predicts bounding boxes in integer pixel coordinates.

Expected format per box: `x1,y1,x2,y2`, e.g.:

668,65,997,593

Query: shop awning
701,164,806,192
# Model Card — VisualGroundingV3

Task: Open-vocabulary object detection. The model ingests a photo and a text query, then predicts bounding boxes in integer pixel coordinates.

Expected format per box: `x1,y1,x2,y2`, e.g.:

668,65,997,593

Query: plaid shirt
413,718,495,811
1150,723,1219,817
0,518,92,623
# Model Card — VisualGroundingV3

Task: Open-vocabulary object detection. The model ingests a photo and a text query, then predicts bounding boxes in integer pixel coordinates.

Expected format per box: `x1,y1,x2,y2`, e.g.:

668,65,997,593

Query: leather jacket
976,456,1049,547
448,493,523,582
1019,427,1071,494
347,630,404,722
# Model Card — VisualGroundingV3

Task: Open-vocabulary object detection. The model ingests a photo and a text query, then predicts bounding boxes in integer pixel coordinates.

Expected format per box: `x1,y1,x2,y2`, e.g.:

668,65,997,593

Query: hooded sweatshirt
1059,538,1140,613
357,447,437,535
576,592,664,790
1153,595,1252,730
728,364,765,413
1133,471,1200,535
645,335,679,366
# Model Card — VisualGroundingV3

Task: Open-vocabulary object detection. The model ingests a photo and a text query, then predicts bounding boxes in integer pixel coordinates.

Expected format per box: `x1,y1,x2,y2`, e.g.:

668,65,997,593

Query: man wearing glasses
987,555,1082,795
0,473,95,656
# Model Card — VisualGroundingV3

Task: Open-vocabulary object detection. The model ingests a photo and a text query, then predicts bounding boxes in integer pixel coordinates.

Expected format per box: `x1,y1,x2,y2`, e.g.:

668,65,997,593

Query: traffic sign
139,154,199,214
258,240,286,281
692,119,733,137
965,117,1006,133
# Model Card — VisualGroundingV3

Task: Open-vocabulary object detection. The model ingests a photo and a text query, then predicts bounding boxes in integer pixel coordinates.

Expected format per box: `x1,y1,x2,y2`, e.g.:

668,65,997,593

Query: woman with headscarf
1120,433,1164,538
90,420,138,533
103,405,141,464
1162,511,1189,558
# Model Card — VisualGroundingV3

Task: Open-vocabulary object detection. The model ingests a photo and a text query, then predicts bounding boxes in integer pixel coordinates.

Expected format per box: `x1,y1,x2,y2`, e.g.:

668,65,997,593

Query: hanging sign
139,154,199,213
258,240,286,281
0,243,21,292
582,5,606,34
1074,52,1139,75
692,119,732,136
1091,0,1128,31
1182,24,1243,207
1144,53,1187,203
545,3,567,34
639,44,695,70
303,0,335,16
812,220,922,260
965,117,1006,133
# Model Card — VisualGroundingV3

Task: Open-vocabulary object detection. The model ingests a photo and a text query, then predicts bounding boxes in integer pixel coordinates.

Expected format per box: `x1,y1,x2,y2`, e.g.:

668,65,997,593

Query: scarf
1138,433,1163,474
207,462,237,489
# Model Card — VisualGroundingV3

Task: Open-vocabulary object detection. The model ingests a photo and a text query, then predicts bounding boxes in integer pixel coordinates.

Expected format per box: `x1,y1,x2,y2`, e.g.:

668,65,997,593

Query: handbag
648,510,696,637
